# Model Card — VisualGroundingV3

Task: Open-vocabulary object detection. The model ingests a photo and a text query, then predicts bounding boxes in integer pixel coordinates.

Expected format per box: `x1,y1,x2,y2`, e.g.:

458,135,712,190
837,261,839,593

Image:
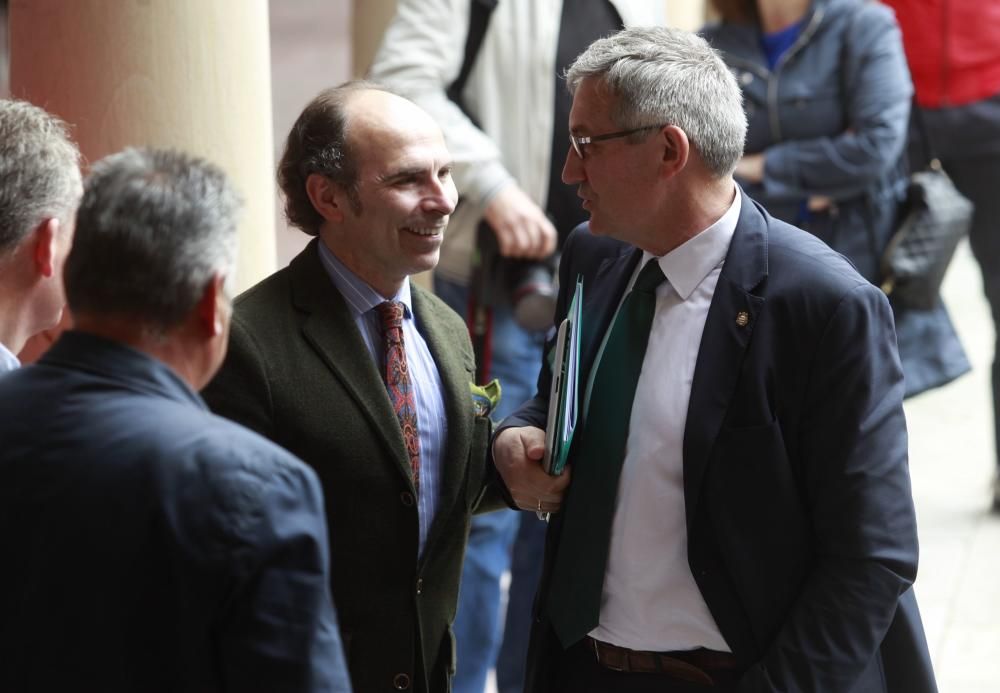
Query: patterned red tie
376,301,421,493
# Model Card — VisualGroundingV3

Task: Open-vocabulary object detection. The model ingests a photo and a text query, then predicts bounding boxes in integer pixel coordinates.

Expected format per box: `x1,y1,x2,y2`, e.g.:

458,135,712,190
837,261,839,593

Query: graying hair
65,148,242,332
0,99,82,256
566,26,747,177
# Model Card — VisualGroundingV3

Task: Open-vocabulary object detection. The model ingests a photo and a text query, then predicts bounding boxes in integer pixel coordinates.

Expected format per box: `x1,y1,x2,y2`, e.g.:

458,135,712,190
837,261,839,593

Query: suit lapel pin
736,311,750,328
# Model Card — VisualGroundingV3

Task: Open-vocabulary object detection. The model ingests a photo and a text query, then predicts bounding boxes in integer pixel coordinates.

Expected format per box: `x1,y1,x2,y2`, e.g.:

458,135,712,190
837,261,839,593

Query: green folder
542,277,582,477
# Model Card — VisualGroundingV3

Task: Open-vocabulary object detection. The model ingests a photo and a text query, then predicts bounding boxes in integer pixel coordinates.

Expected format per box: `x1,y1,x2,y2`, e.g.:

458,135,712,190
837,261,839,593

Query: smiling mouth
402,224,446,237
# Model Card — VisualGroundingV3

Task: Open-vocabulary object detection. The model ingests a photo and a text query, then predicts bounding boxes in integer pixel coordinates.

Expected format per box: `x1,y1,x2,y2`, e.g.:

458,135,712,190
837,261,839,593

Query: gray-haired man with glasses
493,26,935,693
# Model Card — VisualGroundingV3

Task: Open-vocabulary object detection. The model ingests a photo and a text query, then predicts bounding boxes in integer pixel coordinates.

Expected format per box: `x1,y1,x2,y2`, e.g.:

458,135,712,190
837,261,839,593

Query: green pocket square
469,379,502,418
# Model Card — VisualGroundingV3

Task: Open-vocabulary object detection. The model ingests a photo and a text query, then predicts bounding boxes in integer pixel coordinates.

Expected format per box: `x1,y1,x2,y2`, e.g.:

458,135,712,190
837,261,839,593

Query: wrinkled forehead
569,76,622,131
347,92,450,174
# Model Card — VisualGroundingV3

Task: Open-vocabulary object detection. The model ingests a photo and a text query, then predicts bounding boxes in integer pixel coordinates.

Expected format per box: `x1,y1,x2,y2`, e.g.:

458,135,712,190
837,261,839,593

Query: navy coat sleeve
738,282,918,692
198,438,354,693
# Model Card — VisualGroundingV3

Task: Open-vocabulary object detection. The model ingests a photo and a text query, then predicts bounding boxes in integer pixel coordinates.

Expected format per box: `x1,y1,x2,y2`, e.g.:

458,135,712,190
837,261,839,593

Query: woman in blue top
702,0,969,397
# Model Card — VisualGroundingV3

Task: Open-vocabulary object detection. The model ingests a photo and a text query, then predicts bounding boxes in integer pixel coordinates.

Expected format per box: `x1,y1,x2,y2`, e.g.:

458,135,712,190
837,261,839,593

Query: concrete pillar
352,0,397,78
8,0,276,291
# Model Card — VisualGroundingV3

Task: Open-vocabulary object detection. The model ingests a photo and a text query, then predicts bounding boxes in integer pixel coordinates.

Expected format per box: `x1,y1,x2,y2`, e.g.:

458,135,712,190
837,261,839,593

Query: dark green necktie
546,257,666,648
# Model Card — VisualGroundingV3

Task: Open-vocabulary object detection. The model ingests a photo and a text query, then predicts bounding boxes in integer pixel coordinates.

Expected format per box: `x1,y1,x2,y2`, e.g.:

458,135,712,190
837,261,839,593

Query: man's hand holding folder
492,279,582,519
493,426,571,516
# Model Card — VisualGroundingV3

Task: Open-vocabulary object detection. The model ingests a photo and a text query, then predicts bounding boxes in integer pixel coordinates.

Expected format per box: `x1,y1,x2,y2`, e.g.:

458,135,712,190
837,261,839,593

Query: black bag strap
446,0,499,107
910,100,943,170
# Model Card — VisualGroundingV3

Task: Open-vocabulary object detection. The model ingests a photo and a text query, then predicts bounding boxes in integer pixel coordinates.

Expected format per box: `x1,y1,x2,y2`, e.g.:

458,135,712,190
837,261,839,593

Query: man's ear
305,173,349,223
31,218,60,278
659,125,690,179
196,273,229,337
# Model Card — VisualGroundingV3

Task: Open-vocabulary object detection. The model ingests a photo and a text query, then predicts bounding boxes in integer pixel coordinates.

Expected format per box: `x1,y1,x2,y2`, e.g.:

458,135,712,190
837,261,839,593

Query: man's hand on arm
493,426,570,514
483,185,558,259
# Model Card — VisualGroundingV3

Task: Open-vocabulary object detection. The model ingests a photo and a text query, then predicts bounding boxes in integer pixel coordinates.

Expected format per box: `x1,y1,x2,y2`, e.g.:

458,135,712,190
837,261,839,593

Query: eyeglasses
568,124,667,160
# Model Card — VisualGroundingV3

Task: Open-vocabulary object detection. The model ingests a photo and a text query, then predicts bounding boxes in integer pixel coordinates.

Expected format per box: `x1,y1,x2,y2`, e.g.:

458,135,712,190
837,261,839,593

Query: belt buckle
592,638,626,672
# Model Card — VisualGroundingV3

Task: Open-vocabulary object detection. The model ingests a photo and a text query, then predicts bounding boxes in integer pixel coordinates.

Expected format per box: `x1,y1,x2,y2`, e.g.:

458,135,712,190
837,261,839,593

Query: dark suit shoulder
126,397,319,499
156,409,325,540
764,215,877,300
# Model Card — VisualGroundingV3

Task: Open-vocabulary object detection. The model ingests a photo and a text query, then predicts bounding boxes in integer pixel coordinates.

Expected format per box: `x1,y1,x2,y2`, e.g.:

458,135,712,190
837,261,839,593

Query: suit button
416,578,423,595
393,673,411,689
400,491,415,507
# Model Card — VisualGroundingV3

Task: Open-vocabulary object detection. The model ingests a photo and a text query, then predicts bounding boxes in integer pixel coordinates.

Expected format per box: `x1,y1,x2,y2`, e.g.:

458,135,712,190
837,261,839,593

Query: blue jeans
435,277,545,693
496,511,548,693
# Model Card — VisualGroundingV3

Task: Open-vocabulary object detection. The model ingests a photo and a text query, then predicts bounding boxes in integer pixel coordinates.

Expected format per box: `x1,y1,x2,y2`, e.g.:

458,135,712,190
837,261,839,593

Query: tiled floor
906,240,1000,693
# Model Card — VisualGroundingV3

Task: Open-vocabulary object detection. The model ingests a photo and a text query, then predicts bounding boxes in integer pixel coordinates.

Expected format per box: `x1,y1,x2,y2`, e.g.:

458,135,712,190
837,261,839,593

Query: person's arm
213,455,353,693
740,282,916,692
489,229,593,509
760,4,913,200
368,0,555,258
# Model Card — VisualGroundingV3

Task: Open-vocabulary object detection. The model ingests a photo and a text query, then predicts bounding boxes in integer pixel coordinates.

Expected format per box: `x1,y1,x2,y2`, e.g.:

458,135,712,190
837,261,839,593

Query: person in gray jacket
702,0,970,398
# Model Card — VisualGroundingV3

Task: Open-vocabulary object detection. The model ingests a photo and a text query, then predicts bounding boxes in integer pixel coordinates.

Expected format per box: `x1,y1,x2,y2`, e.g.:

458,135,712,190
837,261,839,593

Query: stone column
352,0,397,78
8,0,276,291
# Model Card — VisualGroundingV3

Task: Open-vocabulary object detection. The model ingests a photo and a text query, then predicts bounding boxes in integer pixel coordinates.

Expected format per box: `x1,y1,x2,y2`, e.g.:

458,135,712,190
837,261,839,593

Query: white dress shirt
590,189,741,652
0,341,20,373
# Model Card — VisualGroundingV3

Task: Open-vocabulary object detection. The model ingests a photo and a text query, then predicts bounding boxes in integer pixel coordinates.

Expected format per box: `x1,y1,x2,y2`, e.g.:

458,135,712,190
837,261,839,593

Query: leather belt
586,637,738,686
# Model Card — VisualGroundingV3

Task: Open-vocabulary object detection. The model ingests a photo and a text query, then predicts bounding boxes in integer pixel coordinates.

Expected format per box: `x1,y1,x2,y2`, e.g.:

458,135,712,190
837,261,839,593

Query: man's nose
562,146,585,185
423,177,457,215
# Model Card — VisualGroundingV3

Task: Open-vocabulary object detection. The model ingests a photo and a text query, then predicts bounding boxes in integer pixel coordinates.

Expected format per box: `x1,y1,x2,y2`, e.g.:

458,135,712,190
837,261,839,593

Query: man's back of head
66,147,243,389
0,99,81,361
0,148,351,692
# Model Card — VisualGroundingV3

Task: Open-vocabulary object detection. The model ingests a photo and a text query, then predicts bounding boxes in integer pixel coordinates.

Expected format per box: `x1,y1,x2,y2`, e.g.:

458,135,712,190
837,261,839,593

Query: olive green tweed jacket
203,240,499,693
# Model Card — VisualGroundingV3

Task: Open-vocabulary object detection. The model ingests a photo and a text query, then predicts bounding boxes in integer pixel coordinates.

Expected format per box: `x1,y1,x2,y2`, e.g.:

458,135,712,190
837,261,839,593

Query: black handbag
880,110,973,311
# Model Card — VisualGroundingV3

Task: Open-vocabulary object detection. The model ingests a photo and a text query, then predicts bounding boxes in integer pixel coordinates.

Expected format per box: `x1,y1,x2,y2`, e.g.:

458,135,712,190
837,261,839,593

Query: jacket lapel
683,191,768,529
577,247,643,420
411,285,476,559
289,241,414,486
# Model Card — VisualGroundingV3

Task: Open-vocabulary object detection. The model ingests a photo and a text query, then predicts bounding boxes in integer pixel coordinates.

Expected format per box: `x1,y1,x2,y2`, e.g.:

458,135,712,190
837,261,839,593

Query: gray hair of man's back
65,148,242,333
566,26,747,177
0,99,82,256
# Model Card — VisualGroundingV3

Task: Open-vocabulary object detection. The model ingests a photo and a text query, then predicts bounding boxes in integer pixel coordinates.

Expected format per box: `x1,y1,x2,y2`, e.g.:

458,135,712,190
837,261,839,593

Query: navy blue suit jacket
505,191,937,692
0,331,352,693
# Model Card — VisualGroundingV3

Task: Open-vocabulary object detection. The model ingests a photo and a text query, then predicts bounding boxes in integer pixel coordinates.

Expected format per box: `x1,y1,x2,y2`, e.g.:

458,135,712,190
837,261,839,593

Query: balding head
280,83,456,297
277,81,403,236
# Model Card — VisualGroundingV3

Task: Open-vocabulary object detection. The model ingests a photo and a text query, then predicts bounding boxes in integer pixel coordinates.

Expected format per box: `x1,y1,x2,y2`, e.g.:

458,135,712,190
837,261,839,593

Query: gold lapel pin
736,311,749,327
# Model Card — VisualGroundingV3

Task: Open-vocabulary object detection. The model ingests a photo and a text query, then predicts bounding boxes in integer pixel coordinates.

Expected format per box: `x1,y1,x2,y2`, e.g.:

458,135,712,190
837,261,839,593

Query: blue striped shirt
317,241,447,556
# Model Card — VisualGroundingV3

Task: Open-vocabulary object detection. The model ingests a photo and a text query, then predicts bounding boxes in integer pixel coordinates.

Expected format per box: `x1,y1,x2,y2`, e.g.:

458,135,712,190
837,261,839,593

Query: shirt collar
317,240,413,319
646,186,740,301
0,340,20,372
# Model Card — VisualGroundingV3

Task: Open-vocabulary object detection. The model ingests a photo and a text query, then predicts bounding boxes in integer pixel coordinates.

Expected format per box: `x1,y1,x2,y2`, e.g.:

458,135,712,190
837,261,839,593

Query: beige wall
9,0,277,291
